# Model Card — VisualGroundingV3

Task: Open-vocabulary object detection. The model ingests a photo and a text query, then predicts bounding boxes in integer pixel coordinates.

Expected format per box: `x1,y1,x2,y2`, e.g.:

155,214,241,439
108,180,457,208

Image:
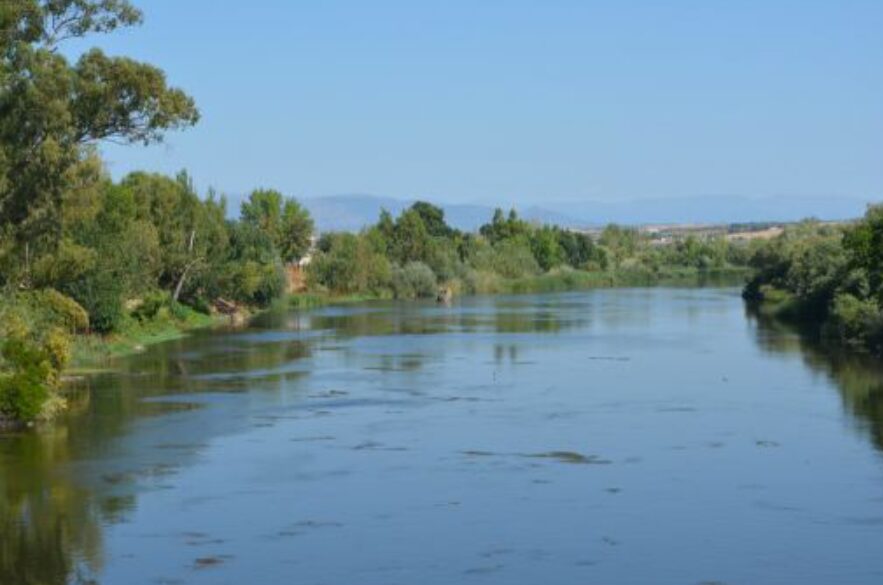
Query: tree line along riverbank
744,206,883,354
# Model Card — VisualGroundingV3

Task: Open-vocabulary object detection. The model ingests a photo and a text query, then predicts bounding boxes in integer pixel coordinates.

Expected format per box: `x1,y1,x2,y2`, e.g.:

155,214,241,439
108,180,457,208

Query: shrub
62,269,125,333
34,289,90,333
0,334,53,421
132,291,170,321
223,260,286,306
43,328,72,373
391,262,437,299
825,293,883,349
492,240,541,278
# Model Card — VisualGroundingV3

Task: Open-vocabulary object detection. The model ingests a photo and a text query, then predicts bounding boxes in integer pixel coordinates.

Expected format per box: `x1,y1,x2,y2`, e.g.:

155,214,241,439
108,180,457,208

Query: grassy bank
64,268,752,371
463,265,749,296
70,306,229,371
287,292,389,310
289,266,749,307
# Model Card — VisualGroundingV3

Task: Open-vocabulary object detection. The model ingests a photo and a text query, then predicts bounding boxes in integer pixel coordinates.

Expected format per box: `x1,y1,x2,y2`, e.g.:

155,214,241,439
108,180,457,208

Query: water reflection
0,295,589,584
5,291,883,584
1,428,106,585
748,307,883,452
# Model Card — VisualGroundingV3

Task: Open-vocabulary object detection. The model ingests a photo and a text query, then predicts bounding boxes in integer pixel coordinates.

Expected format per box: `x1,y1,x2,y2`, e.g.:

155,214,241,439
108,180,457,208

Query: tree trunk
172,229,197,302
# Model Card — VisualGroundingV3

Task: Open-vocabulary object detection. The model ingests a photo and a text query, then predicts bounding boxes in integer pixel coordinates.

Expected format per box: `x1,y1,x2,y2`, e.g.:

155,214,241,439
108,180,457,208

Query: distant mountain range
297,194,875,233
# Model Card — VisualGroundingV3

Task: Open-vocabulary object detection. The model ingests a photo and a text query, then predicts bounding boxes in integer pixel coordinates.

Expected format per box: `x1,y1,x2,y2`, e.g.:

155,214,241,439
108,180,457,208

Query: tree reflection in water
748,306,883,452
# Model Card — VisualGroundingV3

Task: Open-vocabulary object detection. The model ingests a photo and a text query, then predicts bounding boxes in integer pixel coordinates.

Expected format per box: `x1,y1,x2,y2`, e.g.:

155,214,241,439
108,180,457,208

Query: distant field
725,226,785,241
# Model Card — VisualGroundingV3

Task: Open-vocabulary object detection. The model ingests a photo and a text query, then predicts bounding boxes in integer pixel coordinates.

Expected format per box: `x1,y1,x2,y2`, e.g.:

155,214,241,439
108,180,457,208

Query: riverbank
70,306,236,370
744,283,883,356
472,265,749,295
289,266,748,306
70,292,396,370
76,267,746,367
3,269,748,428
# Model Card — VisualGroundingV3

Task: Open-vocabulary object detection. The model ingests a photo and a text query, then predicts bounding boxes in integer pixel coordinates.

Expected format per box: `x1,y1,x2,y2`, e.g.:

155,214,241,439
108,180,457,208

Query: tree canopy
0,0,198,270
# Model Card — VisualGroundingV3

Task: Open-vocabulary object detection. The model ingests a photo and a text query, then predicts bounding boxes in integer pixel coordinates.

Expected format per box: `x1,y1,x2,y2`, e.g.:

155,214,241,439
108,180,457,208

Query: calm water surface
4,288,883,584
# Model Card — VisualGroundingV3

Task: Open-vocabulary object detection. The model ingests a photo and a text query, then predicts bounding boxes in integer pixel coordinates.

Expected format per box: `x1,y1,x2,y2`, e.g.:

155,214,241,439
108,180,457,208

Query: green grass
68,266,748,369
71,306,221,369
478,266,748,296
290,267,749,306
287,291,388,309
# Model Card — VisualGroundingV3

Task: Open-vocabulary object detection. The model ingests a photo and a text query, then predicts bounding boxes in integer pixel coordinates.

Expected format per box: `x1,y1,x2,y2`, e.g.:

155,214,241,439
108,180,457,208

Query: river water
4,288,883,584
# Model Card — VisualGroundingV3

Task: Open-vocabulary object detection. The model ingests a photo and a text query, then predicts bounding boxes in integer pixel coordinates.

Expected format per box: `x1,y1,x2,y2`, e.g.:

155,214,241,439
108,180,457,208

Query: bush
492,240,541,278
825,293,883,349
391,262,437,299
0,334,53,421
223,260,286,306
62,269,125,333
307,233,391,295
168,299,191,321
132,291,170,321
33,289,90,333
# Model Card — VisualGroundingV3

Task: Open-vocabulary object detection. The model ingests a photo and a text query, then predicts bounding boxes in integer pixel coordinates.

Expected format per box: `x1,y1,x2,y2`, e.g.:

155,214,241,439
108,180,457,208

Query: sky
79,0,883,207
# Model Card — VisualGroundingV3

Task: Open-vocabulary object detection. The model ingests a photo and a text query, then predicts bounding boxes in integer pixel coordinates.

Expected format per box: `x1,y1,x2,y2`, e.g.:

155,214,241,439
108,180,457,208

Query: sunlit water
4,288,883,584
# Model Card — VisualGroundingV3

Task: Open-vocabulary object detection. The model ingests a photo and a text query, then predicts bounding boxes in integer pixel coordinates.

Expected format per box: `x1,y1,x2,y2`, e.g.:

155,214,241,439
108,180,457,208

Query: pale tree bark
172,229,199,302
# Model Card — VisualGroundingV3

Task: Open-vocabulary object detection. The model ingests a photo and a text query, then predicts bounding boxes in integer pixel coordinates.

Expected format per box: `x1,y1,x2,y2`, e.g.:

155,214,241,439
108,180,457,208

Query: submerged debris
461,449,611,465
193,555,231,569
523,451,611,465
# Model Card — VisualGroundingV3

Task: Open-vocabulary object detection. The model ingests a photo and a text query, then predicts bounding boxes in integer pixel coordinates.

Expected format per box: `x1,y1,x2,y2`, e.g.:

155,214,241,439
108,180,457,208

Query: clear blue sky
85,0,882,206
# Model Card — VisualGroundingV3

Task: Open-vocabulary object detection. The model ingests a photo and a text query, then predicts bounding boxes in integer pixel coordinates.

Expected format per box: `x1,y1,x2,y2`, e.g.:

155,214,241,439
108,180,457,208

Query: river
3,287,883,584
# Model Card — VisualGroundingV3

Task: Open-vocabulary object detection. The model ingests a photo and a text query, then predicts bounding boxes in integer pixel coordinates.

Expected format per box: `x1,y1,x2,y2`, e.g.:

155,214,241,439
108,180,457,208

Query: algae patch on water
523,451,612,465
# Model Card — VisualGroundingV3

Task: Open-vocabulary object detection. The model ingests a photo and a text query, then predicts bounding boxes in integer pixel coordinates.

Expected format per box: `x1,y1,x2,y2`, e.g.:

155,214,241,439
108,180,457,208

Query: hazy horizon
76,1,881,208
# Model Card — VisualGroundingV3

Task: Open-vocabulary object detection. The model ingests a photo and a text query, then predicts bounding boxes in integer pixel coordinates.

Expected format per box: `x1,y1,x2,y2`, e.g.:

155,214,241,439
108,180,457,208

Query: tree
391,209,430,264
410,201,452,238
530,226,564,271
280,198,314,262
844,205,883,298
479,207,529,244
0,0,199,278
241,189,314,263
599,224,640,269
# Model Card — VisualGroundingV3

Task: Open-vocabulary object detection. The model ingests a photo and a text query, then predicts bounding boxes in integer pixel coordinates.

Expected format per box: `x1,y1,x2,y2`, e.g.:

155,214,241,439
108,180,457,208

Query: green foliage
491,240,541,278
64,266,124,333
0,296,73,422
556,229,597,268
825,293,883,350
0,1,198,270
308,232,391,295
744,210,883,353
390,209,431,264
410,201,452,238
0,2,327,422
744,222,847,315
479,208,531,244
0,335,53,422
305,203,749,303
131,291,171,321
28,289,89,333
391,262,437,299
241,189,314,263
598,224,641,269
530,226,565,271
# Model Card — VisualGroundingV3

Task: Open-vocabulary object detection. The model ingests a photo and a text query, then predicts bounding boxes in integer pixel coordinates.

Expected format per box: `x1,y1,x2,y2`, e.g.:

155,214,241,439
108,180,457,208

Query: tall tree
0,0,199,277
241,189,314,263
410,201,452,238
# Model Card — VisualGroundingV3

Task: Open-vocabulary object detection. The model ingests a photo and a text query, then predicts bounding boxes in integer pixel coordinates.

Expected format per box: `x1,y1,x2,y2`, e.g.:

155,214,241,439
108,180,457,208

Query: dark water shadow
747,306,883,453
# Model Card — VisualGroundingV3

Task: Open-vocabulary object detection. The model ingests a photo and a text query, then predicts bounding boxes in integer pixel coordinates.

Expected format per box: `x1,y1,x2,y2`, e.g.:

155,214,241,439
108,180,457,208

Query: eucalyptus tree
0,0,199,281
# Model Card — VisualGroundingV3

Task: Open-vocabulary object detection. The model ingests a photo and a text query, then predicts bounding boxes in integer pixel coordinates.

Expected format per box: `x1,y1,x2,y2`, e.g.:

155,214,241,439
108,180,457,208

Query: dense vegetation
743,207,883,353
0,1,313,424
306,203,749,300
